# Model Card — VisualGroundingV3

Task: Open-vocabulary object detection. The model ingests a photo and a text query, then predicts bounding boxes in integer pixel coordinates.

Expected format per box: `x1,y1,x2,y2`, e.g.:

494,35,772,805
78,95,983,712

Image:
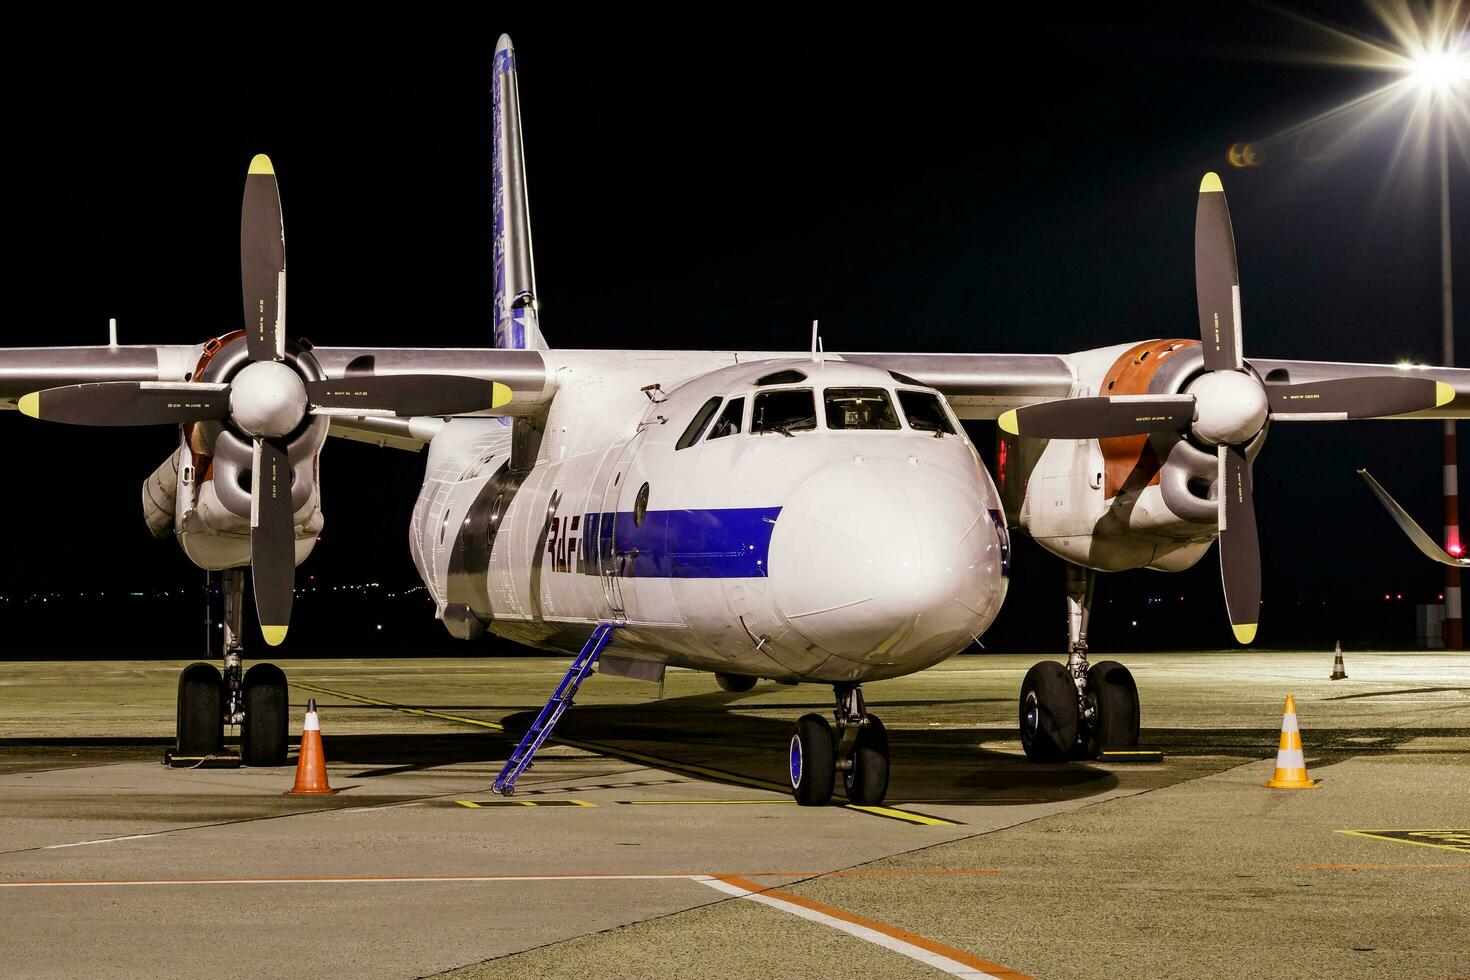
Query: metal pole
1441,107,1462,650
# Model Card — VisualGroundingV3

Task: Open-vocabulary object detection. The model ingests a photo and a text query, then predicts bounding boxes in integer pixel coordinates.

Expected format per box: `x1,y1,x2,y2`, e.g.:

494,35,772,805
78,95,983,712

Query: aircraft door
593,431,644,621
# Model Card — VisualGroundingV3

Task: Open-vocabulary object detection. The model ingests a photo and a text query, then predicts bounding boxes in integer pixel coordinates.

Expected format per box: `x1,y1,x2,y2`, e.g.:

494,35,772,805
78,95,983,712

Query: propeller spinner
19,154,512,645
997,172,1453,644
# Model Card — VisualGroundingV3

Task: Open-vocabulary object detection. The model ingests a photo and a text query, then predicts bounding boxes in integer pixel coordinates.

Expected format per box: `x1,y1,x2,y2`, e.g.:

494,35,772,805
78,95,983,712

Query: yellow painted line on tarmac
456,800,596,809
290,681,504,732
704,874,1031,979
1337,829,1470,854
843,805,961,827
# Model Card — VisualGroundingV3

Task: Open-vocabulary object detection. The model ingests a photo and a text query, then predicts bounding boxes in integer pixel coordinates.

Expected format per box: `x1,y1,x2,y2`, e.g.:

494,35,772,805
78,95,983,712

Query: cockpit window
824,387,901,430
752,389,817,436
897,390,956,435
756,369,807,386
707,397,744,440
676,396,723,450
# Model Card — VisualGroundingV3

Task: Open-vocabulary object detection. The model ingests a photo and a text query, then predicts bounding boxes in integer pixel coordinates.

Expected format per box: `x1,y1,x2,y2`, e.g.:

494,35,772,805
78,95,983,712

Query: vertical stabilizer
492,34,546,350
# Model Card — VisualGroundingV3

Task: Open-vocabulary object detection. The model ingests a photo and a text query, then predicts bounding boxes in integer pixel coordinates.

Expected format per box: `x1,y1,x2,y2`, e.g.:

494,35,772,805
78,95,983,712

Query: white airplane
6,35,1469,806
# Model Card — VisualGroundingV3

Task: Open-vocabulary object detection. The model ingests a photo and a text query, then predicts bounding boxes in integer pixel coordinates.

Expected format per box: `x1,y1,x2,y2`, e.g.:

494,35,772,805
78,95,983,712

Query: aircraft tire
1019,661,1078,762
790,713,835,806
1086,660,1140,750
843,714,889,806
241,663,290,766
716,672,757,693
176,662,224,757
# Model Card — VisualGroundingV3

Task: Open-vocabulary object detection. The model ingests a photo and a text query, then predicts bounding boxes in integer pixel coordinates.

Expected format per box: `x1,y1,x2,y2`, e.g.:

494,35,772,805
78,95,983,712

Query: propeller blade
241,154,286,363
250,437,295,646
17,381,231,426
1268,376,1453,420
1357,468,1469,567
1195,172,1243,372
1217,444,1261,645
997,395,1194,439
306,376,512,418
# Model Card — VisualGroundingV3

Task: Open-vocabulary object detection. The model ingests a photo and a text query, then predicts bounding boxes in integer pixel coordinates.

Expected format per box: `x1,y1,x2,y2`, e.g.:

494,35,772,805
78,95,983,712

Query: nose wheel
787,684,891,806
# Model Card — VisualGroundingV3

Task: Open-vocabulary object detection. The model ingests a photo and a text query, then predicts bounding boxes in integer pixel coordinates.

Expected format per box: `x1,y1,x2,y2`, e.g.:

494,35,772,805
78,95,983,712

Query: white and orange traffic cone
286,698,336,795
1265,693,1318,789
1330,642,1347,681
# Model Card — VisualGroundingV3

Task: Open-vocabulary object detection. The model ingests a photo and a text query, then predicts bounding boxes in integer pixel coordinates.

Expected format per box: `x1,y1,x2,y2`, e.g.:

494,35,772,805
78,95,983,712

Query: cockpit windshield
824,387,901,430
897,390,955,434
752,389,817,436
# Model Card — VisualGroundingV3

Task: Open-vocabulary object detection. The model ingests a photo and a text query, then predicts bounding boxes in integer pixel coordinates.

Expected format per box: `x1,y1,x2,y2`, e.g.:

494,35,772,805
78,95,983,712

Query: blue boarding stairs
492,622,620,797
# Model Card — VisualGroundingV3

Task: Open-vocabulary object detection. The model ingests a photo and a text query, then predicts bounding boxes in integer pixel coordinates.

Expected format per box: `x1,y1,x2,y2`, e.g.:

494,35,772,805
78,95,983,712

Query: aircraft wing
0,345,197,404
1246,357,1470,420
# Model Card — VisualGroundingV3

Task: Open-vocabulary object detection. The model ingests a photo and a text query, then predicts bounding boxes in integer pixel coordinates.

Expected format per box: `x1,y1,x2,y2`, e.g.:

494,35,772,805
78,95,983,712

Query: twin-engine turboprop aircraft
7,35,1470,805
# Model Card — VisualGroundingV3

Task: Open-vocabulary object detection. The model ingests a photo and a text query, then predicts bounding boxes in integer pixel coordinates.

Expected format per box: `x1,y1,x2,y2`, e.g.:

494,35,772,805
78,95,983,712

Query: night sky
0,7,1460,652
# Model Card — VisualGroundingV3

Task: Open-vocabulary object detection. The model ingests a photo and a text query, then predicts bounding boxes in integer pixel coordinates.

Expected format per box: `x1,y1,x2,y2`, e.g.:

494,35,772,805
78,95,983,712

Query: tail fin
492,34,546,350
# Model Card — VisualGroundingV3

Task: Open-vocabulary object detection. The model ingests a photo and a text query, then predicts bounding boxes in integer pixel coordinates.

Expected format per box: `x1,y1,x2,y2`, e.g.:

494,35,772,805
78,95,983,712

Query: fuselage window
824,387,901,430
897,390,956,435
676,396,723,450
752,389,817,436
706,397,745,440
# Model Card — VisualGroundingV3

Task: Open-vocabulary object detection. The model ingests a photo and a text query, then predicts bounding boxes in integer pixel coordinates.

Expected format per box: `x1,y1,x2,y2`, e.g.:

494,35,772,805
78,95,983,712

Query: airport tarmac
2,650,1468,979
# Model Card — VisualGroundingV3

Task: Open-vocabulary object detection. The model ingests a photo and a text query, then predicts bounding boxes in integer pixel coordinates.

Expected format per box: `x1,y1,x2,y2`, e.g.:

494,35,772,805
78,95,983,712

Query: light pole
1409,48,1466,647
1438,107,1462,649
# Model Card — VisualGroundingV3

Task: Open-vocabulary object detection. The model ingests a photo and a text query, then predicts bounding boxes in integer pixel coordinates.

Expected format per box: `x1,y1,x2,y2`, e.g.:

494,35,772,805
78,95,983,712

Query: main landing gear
789,683,890,806
166,569,289,768
1019,564,1140,761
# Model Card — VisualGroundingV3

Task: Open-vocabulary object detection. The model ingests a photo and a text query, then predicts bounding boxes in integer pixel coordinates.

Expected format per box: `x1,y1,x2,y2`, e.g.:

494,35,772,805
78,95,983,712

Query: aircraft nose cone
768,459,1005,665
230,360,307,438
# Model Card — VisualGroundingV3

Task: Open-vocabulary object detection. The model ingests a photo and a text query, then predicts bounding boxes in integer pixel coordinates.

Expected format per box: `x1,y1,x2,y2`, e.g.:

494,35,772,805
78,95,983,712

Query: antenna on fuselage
810,319,821,363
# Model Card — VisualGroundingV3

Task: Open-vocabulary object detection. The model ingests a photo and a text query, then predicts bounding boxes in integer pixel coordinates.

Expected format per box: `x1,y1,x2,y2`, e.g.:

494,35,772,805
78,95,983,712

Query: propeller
19,154,512,646
997,172,1455,644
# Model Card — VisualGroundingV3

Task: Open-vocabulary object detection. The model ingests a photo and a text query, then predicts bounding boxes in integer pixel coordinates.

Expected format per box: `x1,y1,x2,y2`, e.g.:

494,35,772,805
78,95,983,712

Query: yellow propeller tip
1200,172,1224,193
17,392,39,418
261,625,288,646
997,409,1019,436
491,381,512,410
1232,623,1258,645
249,154,275,176
1437,381,1456,407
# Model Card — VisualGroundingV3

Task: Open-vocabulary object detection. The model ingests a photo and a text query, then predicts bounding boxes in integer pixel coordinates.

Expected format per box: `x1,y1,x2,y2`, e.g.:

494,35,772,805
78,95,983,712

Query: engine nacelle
152,333,328,571
1001,339,1266,573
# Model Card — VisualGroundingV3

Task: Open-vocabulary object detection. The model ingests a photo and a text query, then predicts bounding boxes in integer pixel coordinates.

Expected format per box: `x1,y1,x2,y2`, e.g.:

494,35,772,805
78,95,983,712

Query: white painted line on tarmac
699,875,1030,979
0,872,717,889
44,833,165,850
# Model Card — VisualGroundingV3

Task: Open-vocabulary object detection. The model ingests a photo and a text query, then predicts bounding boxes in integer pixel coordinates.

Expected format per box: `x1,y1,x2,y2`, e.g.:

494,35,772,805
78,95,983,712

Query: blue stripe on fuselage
574,507,780,578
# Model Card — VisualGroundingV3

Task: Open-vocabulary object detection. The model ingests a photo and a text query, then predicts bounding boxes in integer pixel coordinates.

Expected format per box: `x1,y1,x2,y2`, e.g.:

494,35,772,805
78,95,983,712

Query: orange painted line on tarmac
1293,863,1470,870
710,874,1032,980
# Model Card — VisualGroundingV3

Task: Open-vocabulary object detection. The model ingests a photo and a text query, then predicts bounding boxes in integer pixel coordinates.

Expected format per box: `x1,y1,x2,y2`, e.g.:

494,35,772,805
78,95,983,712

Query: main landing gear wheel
241,663,289,766
1086,660,1140,751
1019,661,1078,762
790,713,835,806
843,714,889,806
716,672,757,693
175,662,224,757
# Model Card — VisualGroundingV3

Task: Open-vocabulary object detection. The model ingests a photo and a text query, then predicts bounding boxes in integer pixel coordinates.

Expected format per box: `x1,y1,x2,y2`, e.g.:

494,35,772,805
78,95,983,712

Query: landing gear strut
788,683,890,806
1018,564,1140,761
165,569,289,767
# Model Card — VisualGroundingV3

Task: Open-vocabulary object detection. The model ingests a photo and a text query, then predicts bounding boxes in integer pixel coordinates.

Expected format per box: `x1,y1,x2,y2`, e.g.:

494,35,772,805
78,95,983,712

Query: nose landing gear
165,569,289,768
1018,564,1140,762
788,683,891,806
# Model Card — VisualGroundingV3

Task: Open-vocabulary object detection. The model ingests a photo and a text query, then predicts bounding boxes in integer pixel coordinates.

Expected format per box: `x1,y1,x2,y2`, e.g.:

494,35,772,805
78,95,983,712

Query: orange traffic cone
1265,694,1318,789
286,698,336,795
1330,642,1347,681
